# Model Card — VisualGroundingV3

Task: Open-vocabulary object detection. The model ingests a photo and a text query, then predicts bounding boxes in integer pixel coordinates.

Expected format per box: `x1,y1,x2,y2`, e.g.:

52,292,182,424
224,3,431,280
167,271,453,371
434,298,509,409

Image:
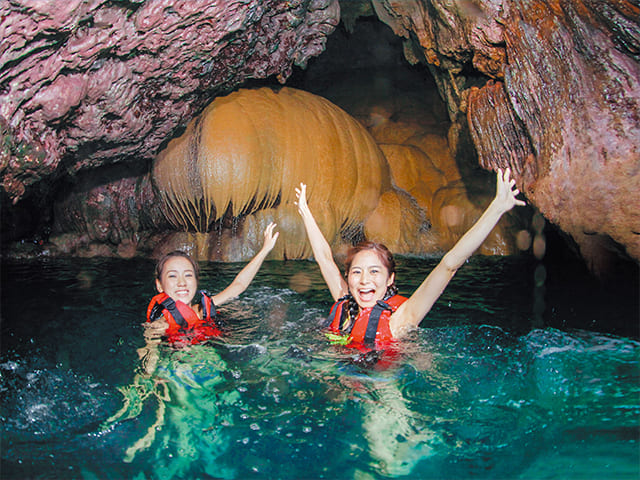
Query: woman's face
155,256,198,305
347,249,395,309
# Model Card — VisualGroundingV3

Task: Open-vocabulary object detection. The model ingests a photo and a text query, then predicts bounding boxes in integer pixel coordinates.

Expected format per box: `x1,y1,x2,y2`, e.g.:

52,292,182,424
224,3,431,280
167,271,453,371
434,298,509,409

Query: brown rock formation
371,0,640,273
152,86,430,260
307,52,521,258
46,81,519,261
1,0,638,277
50,167,168,257
379,144,447,214
471,1,640,275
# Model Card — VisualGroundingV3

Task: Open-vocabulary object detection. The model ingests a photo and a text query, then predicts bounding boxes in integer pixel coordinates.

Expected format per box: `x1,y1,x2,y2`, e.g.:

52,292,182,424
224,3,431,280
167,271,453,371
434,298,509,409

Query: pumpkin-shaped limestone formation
379,144,448,215
152,87,405,259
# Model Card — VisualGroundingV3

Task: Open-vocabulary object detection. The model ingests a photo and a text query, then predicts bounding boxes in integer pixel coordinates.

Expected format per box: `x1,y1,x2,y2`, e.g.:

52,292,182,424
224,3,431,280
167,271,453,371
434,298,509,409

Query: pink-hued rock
374,0,640,272
374,0,506,76
2,0,638,275
1,0,339,202
467,1,640,273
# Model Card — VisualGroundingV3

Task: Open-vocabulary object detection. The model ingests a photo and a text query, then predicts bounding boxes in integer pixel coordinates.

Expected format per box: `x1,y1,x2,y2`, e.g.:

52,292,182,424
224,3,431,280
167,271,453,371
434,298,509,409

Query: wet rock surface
372,0,639,272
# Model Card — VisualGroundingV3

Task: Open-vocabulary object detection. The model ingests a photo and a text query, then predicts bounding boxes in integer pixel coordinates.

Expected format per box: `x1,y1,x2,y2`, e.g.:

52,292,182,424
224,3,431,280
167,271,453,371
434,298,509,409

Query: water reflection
1,257,638,479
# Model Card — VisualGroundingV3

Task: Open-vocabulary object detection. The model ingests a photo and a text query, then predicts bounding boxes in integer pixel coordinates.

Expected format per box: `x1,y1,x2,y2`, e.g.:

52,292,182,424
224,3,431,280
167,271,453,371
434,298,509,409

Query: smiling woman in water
295,168,526,350
136,222,279,376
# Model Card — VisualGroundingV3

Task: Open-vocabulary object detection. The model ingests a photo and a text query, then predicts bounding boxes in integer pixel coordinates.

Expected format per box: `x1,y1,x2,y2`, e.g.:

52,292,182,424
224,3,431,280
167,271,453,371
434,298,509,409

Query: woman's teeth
358,289,375,300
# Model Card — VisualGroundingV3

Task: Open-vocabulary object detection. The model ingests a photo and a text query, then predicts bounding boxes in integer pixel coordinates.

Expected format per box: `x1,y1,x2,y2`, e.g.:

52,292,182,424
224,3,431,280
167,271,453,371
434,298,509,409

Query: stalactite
152,87,404,257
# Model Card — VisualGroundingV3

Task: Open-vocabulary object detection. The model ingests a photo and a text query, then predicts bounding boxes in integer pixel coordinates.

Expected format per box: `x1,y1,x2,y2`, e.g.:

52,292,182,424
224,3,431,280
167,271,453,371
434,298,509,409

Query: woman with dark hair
144,222,279,347
136,222,278,377
295,169,525,350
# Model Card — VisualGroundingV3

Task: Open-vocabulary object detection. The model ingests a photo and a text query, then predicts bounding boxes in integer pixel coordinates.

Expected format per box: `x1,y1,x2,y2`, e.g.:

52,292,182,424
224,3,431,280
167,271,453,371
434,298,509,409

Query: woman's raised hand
294,182,310,217
494,168,526,214
262,222,279,252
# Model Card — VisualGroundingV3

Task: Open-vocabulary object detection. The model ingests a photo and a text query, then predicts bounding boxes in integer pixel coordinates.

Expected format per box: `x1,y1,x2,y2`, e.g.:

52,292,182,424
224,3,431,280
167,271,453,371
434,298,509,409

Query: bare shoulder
389,304,418,339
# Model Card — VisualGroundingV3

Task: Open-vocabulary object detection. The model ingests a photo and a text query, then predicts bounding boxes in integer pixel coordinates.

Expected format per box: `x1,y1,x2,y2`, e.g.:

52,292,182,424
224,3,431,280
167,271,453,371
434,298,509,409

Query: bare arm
137,317,168,376
295,183,347,301
390,168,526,337
212,222,279,305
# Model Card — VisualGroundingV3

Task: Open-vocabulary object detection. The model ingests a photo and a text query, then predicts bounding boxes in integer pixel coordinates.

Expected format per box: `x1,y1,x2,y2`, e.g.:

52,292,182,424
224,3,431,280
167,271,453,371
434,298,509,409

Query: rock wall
2,0,638,275
370,0,640,273
1,0,339,205
46,80,521,261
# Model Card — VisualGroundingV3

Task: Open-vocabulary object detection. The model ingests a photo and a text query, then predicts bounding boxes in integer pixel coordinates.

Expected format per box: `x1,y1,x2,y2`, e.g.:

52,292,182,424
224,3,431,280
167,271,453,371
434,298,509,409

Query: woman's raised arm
212,222,279,306
295,183,347,301
390,168,526,337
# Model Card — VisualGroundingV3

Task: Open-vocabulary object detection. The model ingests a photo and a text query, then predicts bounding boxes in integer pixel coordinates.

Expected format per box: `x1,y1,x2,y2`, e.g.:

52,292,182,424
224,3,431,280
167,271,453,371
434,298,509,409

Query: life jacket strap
364,300,392,347
324,295,350,329
199,290,217,321
158,296,189,330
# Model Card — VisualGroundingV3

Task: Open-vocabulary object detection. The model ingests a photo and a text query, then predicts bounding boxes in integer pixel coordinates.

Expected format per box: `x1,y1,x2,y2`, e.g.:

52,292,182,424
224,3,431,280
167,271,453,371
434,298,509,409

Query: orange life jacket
325,294,407,350
146,291,220,344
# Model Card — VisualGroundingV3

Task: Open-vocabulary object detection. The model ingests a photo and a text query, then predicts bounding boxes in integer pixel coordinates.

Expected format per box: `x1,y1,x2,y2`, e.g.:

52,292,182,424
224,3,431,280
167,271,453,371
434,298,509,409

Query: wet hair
155,250,199,280
342,241,398,324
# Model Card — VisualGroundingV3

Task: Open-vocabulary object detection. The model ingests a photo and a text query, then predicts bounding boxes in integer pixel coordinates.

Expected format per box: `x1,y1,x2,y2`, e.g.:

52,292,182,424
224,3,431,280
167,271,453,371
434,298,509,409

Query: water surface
1,256,638,479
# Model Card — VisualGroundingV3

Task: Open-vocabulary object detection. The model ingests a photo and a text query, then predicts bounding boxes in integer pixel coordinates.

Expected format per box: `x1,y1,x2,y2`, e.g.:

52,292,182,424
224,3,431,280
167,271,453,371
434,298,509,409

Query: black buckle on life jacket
148,302,165,322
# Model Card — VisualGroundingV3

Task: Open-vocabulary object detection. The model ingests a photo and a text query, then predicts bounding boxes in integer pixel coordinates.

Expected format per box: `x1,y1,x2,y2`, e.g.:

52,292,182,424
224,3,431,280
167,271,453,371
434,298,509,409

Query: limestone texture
1,0,339,203
371,0,639,273
152,86,430,260
1,0,638,275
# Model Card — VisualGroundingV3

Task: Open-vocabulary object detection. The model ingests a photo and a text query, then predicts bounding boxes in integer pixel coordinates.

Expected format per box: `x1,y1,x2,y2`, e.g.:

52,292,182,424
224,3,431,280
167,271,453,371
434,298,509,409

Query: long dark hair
342,241,398,323
155,250,199,280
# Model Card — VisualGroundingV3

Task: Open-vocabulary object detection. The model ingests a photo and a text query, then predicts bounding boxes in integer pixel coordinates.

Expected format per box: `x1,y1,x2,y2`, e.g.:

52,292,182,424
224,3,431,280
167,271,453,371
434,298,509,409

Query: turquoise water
1,256,638,479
